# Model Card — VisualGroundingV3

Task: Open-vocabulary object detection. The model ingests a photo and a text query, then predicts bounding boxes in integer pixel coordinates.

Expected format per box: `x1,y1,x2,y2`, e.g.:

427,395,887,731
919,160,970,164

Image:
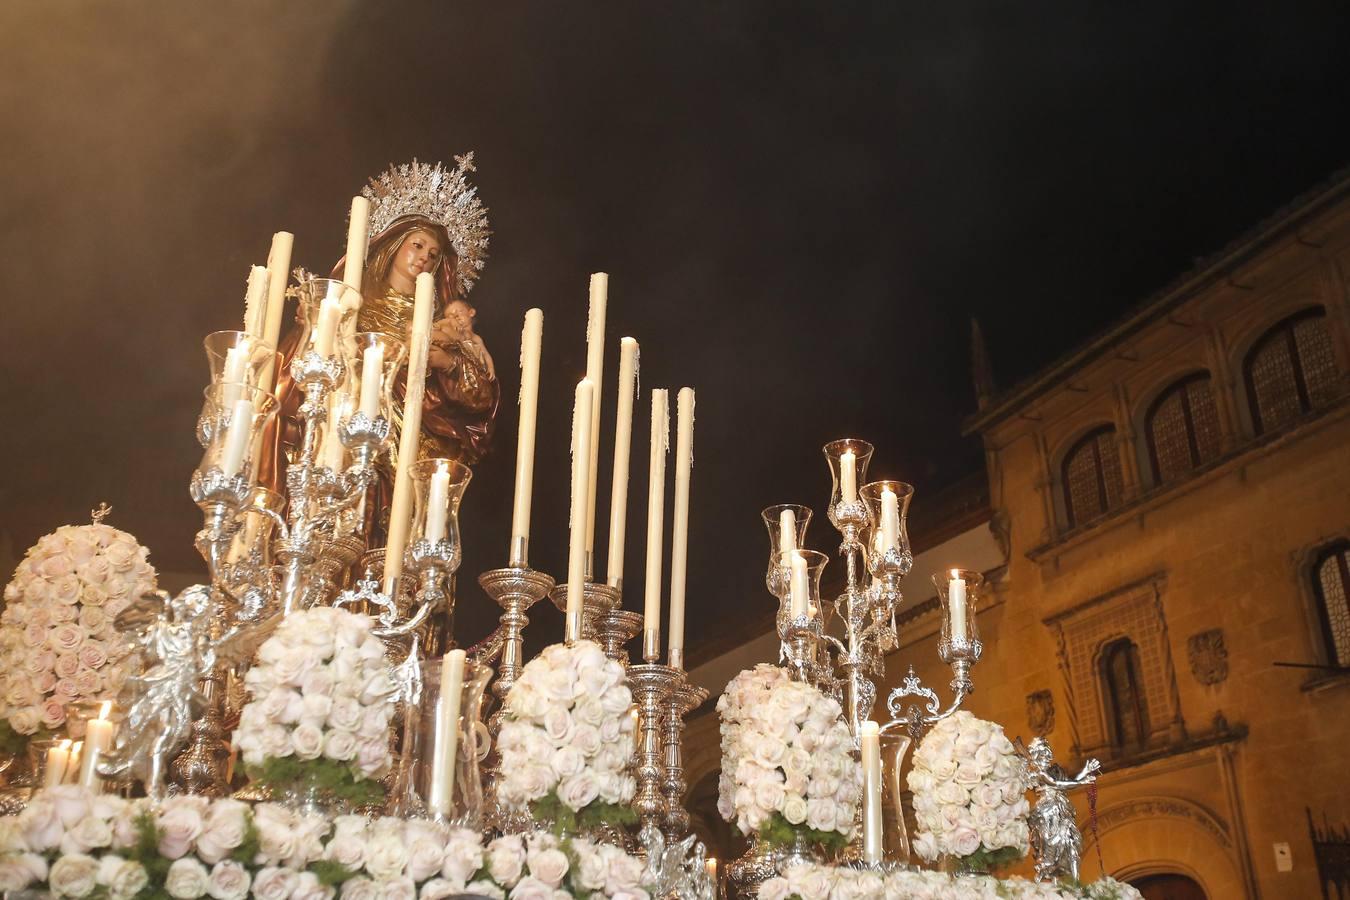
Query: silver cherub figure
1019,737,1102,883
101,586,275,799
639,822,715,900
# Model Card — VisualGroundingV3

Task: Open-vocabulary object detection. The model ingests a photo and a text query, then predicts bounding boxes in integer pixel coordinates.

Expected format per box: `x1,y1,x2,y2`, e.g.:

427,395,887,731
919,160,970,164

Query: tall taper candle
642,389,669,661
220,399,255,477
343,196,371,290
778,508,796,556
509,308,544,565
242,265,270,339
860,720,883,864
383,272,435,595
258,231,293,394
78,702,114,790
429,650,465,817
583,273,608,568
667,387,695,669
566,379,596,643
605,337,639,588
949,570,968,643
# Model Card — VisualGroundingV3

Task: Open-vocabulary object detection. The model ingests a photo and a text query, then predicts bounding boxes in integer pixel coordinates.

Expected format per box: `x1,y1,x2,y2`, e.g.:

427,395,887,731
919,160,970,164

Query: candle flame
951,568,960,578
58,739,71,750
99,701,112,719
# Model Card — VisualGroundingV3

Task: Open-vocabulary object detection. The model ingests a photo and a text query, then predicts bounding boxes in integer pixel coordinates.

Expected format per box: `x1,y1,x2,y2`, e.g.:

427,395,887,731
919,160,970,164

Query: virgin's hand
428,343,455,370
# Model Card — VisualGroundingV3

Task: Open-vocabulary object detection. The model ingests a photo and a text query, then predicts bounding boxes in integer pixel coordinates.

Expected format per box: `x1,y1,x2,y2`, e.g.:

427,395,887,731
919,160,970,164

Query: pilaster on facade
1203,325,1242,452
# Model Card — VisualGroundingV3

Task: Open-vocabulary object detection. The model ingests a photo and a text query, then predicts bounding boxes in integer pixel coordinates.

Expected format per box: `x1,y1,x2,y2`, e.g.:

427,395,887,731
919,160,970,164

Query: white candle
667,387,695,668
257,231,294,396
430,650,465,817
425,470,451,545
949,570,968,643
343,196,371,290
243,265,270,339
358,343,385,419
312,292,341,358
860,720,883,864
840,449,858,505
778,508,796,557
583,273,608,564
566,379,596,643
383,273,435,595
642,389,669,661
66,742,82,785
319,391,351,471
220,398,254,477
44,740,71,789
880,487,900,552
605,337,640,588
221,345,249,408
79,702,114,789
509,309,544,565
789,551,809,620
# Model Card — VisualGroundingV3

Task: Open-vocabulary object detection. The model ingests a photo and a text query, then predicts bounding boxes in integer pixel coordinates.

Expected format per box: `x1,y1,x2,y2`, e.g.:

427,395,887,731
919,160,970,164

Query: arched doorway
1132,873,1207,900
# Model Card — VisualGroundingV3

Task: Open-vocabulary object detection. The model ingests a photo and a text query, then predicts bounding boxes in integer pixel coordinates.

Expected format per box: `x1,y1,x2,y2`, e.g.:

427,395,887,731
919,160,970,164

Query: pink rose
40,698,67,729
50,574,82,605
157,801,206,860
49,624,85,654
49,603,78,624
38,555,75,580
78,641,108,670
55,653,81,678
53,677,79,700
23,625,48,648
250,867,296,900
77,606,107,632
25,649,56,675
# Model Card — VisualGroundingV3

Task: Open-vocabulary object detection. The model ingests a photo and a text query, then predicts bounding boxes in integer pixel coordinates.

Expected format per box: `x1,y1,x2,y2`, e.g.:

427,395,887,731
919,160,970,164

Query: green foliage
231,811,261,865
308,860,355,887
128,809,172,900
529,790,636,838
245,756,386,809
0,720,30,757
957,844,1025,875
756,812,850,854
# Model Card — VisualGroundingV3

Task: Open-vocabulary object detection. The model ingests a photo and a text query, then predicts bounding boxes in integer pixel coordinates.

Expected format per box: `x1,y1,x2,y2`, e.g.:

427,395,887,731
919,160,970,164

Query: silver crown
361,154,491,295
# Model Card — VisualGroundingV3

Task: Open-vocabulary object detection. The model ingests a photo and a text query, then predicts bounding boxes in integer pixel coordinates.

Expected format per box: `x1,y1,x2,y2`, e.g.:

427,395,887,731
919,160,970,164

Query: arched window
1146,373,1222,484
1313,541,1350,668
1244,308,1339,434
1062,426,1124,527
1100,637,1149,750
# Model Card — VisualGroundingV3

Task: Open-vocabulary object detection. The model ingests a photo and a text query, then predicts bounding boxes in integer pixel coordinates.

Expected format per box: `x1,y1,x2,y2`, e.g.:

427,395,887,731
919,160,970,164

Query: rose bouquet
0,786,658,899
495,640,637,831
0,522,157,751
715,664,790,825
908,710,1030,872
721,674,860,852
758,861,1145,900
233,607,395,808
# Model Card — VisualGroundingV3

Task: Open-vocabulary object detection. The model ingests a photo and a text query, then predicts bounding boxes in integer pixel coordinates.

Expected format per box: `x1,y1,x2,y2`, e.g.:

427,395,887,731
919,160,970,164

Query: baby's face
444,300,476,337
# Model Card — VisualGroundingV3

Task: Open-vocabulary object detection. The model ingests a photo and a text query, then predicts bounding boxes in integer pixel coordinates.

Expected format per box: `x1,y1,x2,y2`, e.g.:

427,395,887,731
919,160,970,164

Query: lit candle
257,231,294,396
383,273,435,595
509,309,544,565
44,740,71,788
583,273,608,567
789,551,809,620
66,742,82,785
705,858,719,891
221,344,249,408
778,507,796,557
949,570,968,643
312,289,341,358
425,469,451,545
667,387,695,669
79,701,115,789
358,343,385,419
840,449,858,505
642,389,669,661
605,337,640,588
242,265,270,339
860,720,883,864
880,487,899,552
566,379,596,643
220,398,255,477
430,650,465,817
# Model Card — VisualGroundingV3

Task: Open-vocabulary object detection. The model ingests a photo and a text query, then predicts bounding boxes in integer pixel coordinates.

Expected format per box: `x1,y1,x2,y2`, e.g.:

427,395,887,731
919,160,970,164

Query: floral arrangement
0,522,158,748
0,786,655,899
714,664,789,824
758,861,1145,900
233,607,395,807
720,672,860,851
907,710,1030,871
495,640,637,829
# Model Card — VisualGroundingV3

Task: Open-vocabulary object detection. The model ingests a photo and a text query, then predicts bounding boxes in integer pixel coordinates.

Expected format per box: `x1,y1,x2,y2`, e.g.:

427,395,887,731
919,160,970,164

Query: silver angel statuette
1018,737,1102,883
639,823,715,900
101,586,277,800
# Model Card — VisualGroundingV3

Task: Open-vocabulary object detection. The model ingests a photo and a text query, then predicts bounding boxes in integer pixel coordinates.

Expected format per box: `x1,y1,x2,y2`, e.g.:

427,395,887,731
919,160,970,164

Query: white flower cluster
907,710,1030,863
496,640,636,814
722,674,860,840
759,862,1144,900
234,607,395,780
714,664,789,823
0,786,656,900
0,524,157,735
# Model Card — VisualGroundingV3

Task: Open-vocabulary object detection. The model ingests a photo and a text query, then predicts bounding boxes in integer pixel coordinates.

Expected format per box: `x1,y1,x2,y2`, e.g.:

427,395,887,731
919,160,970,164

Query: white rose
757,877,791,900
440,828,484,884
49,853,100,898
405,837,447,883
252,805,298,864
324,833,367,869
328,696,363,732
570,843,607,892
251,867,297,900
60,815,112,856
417,878,462,900
950,825,982,857
340,877,379,900
364,833,409,880
486,835,526,887
549,746,585,780
290,871,335,900
165,857,209,899
291,723,325,760
324,729,359,762
525,846,569,888
557,770,600,811
157,800,206,859
598,683,633,716
0,852,47,892
195,799,248,864
782,794,808,825
601,846,645,895
99,856,148,900
206,861,251,900
465,880,506,900
505,876,555,900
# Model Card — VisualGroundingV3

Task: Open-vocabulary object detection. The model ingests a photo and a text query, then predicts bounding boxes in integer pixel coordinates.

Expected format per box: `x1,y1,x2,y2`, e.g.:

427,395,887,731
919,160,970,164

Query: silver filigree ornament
362,155,491,296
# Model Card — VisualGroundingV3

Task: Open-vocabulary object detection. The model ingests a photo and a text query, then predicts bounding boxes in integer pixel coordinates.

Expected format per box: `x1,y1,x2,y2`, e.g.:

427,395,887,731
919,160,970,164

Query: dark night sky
3,2,1349,655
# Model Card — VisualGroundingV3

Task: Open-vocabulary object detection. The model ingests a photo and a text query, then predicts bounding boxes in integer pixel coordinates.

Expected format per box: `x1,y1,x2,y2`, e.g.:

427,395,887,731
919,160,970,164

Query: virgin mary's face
391,229,443,286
